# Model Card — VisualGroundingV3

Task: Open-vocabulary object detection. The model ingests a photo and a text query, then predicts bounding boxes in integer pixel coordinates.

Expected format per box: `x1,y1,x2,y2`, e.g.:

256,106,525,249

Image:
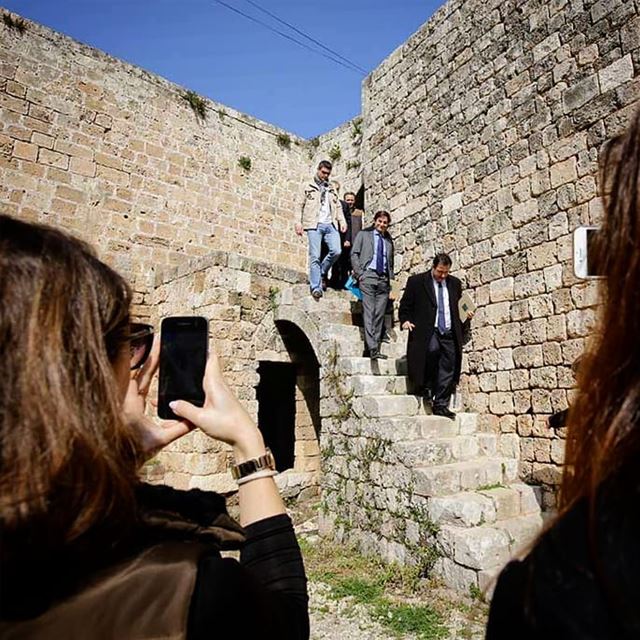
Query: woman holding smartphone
0,214,309,639
487,111,640,636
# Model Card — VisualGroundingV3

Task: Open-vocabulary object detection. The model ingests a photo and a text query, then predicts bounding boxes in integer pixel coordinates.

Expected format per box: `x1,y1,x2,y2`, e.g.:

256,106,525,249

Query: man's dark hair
344,191,356,199
432,252,452,268
318,160,332,171
374,210,391,223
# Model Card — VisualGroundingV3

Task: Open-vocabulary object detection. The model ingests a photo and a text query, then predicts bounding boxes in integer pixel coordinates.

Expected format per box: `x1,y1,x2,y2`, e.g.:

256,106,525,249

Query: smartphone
158,316,209,420
573,226,603,279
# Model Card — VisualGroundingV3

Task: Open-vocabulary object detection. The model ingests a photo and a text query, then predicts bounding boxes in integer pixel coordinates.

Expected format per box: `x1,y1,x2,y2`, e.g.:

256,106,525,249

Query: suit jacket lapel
423,272,436,307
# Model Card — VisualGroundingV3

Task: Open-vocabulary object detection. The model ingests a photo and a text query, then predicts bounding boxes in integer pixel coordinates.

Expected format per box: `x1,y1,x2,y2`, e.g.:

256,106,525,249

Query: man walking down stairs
283,284,543,593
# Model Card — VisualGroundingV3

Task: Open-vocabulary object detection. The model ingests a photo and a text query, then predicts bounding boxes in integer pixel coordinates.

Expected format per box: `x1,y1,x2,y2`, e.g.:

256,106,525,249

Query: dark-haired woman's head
0,215,139,552
561,111,640,509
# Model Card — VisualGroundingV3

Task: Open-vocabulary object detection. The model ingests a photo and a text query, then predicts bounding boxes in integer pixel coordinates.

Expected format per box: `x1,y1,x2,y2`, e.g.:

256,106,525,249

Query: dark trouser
427,331,456,409
328,245,351,289
359,271,390,353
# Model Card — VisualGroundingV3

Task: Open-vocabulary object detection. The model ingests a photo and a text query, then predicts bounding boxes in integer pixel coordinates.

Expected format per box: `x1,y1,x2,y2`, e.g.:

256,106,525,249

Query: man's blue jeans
307,224,341,293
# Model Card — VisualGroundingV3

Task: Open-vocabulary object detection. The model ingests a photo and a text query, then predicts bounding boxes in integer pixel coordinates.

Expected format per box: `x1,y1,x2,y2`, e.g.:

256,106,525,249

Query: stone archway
251,303,323,498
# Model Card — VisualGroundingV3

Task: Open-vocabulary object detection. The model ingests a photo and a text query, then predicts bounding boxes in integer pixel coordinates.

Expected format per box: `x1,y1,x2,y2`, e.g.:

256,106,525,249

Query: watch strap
230,448,276,480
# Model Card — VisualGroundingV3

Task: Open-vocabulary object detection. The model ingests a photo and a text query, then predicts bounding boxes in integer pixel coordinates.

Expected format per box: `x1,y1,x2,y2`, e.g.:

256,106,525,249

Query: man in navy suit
398,253,472,419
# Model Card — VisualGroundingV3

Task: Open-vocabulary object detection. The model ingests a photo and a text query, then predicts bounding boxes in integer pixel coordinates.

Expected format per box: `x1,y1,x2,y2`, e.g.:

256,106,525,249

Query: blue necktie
376,233,384,275
437,282,447,333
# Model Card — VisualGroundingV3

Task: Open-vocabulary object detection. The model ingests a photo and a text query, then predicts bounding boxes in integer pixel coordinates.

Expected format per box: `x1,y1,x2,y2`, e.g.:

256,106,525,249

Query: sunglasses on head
129,323,154,370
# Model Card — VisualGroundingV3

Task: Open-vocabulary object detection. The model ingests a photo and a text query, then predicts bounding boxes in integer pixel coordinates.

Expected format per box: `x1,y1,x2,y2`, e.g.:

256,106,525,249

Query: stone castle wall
0,13,313,313
3,2,638,508
362,0,640,507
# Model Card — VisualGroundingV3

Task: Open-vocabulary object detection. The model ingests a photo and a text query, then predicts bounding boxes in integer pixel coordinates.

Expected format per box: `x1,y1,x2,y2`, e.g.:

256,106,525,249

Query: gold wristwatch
230,448,276,480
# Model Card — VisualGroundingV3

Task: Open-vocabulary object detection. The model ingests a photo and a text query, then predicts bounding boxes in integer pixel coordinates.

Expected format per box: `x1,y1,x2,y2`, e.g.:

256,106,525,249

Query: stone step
354,393,478,419
349,374,409,396
396,434,498,466
321,325,406,358
353,394,429,417
324,339,406,359
324,323,406,343
476,511,546,593
426,483,541,527
365,414,477,440
413,458,519,497
494,511,544,555
439,512,542,573
380,340,407,358
319,310,360,325
337,356,408,376
285,286,358,312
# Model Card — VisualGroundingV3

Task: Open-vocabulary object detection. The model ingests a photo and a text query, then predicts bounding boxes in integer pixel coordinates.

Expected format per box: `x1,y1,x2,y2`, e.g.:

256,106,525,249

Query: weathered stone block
428,493,495,527
513,345,544,368
38,147,69,169
550,157,578,188
494,323,521,348
599,54,634,93
489,392,514,415
441,524,511,570
514,271,546,299
563,75,599,112
12,140,37,162
488,277,513,303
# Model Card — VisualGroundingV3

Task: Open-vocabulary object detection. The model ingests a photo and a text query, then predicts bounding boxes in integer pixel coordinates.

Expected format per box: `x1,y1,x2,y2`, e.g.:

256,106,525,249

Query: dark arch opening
257,362,296,471
255,321,321,473
355,184,365,213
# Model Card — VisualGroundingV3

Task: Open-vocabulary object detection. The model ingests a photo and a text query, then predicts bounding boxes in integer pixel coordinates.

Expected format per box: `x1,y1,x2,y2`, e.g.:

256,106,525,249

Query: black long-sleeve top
486,469,640,639
0,487,309,640
188,513,309,640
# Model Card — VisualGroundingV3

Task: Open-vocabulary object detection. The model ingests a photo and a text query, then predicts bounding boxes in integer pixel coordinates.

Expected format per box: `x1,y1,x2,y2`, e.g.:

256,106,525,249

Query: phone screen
586,228,601,276
158,316,208,420
574,226,603,279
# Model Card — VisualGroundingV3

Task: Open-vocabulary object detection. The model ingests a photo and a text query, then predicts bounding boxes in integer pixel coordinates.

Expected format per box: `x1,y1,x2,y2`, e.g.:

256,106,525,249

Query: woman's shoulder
490,477,640,636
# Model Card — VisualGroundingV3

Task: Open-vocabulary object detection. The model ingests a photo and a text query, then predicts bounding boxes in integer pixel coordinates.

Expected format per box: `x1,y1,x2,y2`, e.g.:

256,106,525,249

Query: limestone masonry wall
3,1,638,510
0,13,313,313
363,0,640,507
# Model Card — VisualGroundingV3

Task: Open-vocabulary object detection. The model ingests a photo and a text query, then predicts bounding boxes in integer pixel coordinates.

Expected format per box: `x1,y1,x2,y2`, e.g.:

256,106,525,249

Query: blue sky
3,0,444,137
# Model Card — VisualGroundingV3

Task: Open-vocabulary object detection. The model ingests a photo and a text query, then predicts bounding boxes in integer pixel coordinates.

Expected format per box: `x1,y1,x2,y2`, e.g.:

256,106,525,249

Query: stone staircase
279,285,543,592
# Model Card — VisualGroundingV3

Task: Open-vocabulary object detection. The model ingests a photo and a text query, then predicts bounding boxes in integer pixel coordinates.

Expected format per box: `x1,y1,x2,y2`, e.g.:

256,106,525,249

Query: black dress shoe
433,406,456,420
371,351,388,360
381,332,391,343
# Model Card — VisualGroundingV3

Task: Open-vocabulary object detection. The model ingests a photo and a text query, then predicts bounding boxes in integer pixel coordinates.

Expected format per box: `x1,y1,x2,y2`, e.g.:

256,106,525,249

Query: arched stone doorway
253,309,322,497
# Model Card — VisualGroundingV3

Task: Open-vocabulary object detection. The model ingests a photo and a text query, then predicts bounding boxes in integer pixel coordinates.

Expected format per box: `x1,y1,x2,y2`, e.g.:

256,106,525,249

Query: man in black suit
398,253,472,419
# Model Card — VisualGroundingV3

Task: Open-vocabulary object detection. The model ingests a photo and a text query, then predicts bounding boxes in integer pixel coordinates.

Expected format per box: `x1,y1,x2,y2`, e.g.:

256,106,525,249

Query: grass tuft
238,156,252,171
181,90,207,120
476,482,505,492
2,12,26,33
276,132,292,149
328,144,342,161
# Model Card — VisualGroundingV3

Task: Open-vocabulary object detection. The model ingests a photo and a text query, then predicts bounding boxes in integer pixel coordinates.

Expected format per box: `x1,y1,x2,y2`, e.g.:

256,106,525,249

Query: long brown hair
0,215,139,554
560,111,640,511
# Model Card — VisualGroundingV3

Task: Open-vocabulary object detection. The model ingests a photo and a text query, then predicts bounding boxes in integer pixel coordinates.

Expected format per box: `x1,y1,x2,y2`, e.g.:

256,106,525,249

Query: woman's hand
170,350,266,461
122,337,192,459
